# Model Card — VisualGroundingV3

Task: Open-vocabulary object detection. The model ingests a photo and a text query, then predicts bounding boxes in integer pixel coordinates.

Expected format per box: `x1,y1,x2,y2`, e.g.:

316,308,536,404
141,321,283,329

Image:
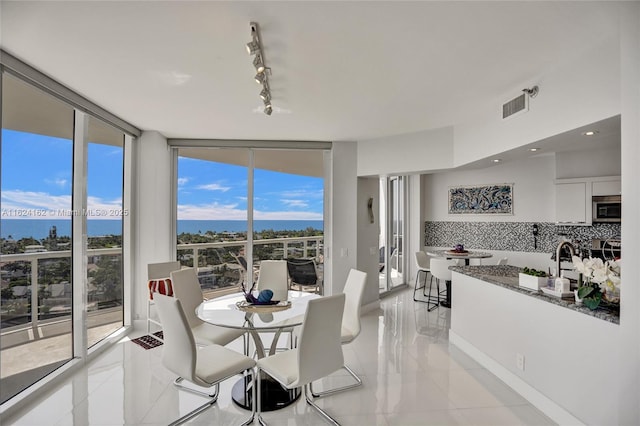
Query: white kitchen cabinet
592,179,621,196
555,182,588,224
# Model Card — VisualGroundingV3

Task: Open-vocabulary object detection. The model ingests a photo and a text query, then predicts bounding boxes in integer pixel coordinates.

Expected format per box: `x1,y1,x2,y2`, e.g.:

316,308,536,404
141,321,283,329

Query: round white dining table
196,290,320,412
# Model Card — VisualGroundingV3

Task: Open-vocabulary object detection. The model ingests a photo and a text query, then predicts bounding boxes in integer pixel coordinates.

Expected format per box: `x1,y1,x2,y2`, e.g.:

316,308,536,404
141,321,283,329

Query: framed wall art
448,183,513,215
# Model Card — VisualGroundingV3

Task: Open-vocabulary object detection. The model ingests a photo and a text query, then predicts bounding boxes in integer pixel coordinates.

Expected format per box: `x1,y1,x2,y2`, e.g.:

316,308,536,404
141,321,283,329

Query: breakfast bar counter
448,264,620,426
449,265,619,324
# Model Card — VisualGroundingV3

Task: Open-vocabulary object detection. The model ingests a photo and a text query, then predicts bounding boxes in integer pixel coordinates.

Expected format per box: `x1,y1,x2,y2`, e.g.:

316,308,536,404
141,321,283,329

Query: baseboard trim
449,330,584,426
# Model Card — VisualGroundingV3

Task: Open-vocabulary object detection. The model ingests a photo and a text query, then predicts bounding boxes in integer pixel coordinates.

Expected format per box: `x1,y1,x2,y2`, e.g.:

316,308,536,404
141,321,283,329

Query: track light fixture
246,22,273,116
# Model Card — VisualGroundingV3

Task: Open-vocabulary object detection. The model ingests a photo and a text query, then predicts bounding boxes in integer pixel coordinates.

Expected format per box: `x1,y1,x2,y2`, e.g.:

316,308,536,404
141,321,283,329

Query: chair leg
413,269,426,302
426,277,440,312
257,368,267,426
168,378,219,426
310,364,362,398
304,384,340,426
173,377,220,399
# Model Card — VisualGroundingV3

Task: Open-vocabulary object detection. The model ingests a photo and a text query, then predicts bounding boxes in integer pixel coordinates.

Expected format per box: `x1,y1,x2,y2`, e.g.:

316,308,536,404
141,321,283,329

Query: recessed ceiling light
582,130,599,136
493,159,501,163
529,148,540,152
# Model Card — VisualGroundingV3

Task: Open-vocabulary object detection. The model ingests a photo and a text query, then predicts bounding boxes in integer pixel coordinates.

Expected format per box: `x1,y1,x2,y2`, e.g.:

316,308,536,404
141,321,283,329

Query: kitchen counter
448,264,620,425
449,265,619,324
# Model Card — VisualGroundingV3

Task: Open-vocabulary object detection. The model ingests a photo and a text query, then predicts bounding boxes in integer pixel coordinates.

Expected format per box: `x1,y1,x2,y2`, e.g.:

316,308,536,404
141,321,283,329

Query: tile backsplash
424,221,621,254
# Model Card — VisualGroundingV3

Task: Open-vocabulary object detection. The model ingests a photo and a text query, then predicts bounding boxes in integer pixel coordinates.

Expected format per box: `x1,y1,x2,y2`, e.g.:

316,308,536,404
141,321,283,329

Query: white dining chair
310,268,367,398
147,261,181,340
256,260,289,302
256,293,346,426
413,251,432,302
154,294,256,426
170,268,246,348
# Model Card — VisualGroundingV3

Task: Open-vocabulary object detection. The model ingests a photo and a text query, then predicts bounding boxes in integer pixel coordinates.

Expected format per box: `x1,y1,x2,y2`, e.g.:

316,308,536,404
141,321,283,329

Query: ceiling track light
246,22,274,116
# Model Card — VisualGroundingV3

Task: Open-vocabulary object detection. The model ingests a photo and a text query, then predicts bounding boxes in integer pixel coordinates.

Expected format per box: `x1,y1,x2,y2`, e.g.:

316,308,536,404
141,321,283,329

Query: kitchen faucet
555,240,577,277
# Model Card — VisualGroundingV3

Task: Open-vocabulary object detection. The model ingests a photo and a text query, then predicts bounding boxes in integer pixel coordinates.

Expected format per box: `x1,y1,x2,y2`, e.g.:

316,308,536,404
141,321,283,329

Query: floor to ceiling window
86,116,125,348
0,69,132,405
175,146,325,296
379,175,408,294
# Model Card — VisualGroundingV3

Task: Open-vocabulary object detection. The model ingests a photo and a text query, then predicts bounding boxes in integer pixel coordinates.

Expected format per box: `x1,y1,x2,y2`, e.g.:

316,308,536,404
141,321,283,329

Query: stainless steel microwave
592,195,621,223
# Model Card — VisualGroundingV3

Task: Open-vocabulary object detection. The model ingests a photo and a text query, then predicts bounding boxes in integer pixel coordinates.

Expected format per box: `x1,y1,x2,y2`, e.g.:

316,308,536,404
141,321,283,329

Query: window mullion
72,110,89,358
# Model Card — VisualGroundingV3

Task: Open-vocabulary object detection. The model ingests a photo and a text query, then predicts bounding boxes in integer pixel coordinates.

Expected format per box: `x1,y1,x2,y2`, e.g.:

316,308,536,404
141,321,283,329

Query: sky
1,130,323,221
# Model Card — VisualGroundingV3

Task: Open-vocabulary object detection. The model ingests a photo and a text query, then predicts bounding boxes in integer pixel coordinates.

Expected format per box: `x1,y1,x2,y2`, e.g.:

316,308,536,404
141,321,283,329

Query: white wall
328,141,358,295
356,177,381,306
618,3,640,423
556,147,621,179
453,36,621,167
134,131,174,323
423,154,557,223
357,126,454,176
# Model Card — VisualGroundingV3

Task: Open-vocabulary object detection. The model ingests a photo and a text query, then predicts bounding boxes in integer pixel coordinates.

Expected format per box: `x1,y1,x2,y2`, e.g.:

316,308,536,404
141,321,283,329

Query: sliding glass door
0,71,130,404
379,175,408,294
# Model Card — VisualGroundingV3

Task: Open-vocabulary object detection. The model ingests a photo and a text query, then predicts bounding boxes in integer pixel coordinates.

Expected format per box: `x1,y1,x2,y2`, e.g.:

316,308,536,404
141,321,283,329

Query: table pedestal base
232,374,300,412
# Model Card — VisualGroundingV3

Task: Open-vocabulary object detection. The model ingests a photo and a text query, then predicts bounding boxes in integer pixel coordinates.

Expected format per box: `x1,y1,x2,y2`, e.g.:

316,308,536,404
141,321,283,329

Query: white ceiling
0,1,622,146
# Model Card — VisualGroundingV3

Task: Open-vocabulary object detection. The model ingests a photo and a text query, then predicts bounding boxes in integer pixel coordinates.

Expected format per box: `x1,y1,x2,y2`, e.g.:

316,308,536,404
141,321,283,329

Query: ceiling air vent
502,93,529,120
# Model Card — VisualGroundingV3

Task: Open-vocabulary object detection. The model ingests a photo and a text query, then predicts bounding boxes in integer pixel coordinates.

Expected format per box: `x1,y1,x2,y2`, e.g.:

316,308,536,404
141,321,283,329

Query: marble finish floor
5,287,555,425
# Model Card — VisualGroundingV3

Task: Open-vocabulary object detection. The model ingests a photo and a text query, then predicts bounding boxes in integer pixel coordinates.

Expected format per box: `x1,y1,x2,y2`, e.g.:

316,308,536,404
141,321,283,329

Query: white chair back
497,257,508,265
170,268,205,328
342,269,367,343
148,261,180,280
296,293,345,387
430,258,456,282
257,260,289,301
153,294,200,385
415,251,430,271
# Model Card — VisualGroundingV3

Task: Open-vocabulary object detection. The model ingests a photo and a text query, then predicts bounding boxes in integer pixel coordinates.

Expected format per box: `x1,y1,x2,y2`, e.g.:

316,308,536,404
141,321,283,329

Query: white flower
573,256,621,293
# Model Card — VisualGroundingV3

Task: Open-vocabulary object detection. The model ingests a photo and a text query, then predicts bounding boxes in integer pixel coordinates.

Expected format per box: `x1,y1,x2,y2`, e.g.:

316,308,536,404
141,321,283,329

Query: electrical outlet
516,353,525,371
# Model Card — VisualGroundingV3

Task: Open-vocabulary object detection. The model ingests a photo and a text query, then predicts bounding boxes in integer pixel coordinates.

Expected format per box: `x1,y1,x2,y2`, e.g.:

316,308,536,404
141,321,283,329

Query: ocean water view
0,219,323,240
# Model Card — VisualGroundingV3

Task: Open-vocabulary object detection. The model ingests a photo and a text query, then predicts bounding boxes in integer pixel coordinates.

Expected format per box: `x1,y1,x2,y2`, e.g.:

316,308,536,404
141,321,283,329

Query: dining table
426,249,493,308
196,290,320,412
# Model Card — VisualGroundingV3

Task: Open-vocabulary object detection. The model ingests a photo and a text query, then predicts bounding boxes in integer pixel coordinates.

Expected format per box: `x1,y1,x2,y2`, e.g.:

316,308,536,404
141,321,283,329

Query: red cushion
148,278,173,300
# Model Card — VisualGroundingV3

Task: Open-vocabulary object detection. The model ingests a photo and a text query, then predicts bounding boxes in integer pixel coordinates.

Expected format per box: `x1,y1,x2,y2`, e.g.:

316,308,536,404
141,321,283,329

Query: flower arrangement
572,256,621,309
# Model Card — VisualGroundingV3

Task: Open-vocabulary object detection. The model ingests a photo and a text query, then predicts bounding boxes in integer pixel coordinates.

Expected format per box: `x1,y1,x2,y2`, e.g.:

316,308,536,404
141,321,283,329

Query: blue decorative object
258,289,274,303
448,184,513,215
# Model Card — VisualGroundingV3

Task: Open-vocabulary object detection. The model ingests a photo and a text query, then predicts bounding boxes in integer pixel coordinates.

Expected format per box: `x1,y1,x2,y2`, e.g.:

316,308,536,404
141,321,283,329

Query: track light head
253,54,265,73
254,73,266,85
246,40,260,55
260,88,271,101
264,105,273,115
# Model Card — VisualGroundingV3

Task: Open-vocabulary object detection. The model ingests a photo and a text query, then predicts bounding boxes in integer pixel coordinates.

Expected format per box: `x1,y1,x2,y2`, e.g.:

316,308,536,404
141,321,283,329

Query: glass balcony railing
0,235,323,403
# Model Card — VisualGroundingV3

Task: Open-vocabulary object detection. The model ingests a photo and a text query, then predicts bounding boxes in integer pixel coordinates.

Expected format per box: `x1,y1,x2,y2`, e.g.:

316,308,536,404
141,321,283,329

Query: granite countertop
450,265,620,324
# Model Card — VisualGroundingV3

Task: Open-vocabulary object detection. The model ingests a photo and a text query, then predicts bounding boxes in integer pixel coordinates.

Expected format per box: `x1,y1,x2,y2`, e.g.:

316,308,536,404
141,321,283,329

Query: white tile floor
5,287,555,425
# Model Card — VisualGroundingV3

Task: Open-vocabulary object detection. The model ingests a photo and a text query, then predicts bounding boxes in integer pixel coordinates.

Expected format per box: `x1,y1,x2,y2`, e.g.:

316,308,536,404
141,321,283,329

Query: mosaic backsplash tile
424,221,621,254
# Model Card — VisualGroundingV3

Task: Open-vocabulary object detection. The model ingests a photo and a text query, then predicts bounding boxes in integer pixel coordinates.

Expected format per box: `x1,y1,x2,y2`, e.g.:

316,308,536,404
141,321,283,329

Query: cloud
1,190,124,220
276,189,323,199
177,202,244,220
281,199,309,208
197,183,231,192
177,177,189,186
45,178,68,187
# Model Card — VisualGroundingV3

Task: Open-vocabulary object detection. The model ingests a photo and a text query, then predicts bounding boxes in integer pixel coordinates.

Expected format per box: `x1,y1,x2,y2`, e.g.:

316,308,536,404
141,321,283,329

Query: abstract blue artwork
448,184,513,214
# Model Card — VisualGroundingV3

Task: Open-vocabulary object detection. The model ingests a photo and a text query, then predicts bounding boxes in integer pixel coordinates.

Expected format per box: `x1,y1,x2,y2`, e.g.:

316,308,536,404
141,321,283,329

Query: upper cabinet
555,176,621,225
592,179,621,196
556,182,588,224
